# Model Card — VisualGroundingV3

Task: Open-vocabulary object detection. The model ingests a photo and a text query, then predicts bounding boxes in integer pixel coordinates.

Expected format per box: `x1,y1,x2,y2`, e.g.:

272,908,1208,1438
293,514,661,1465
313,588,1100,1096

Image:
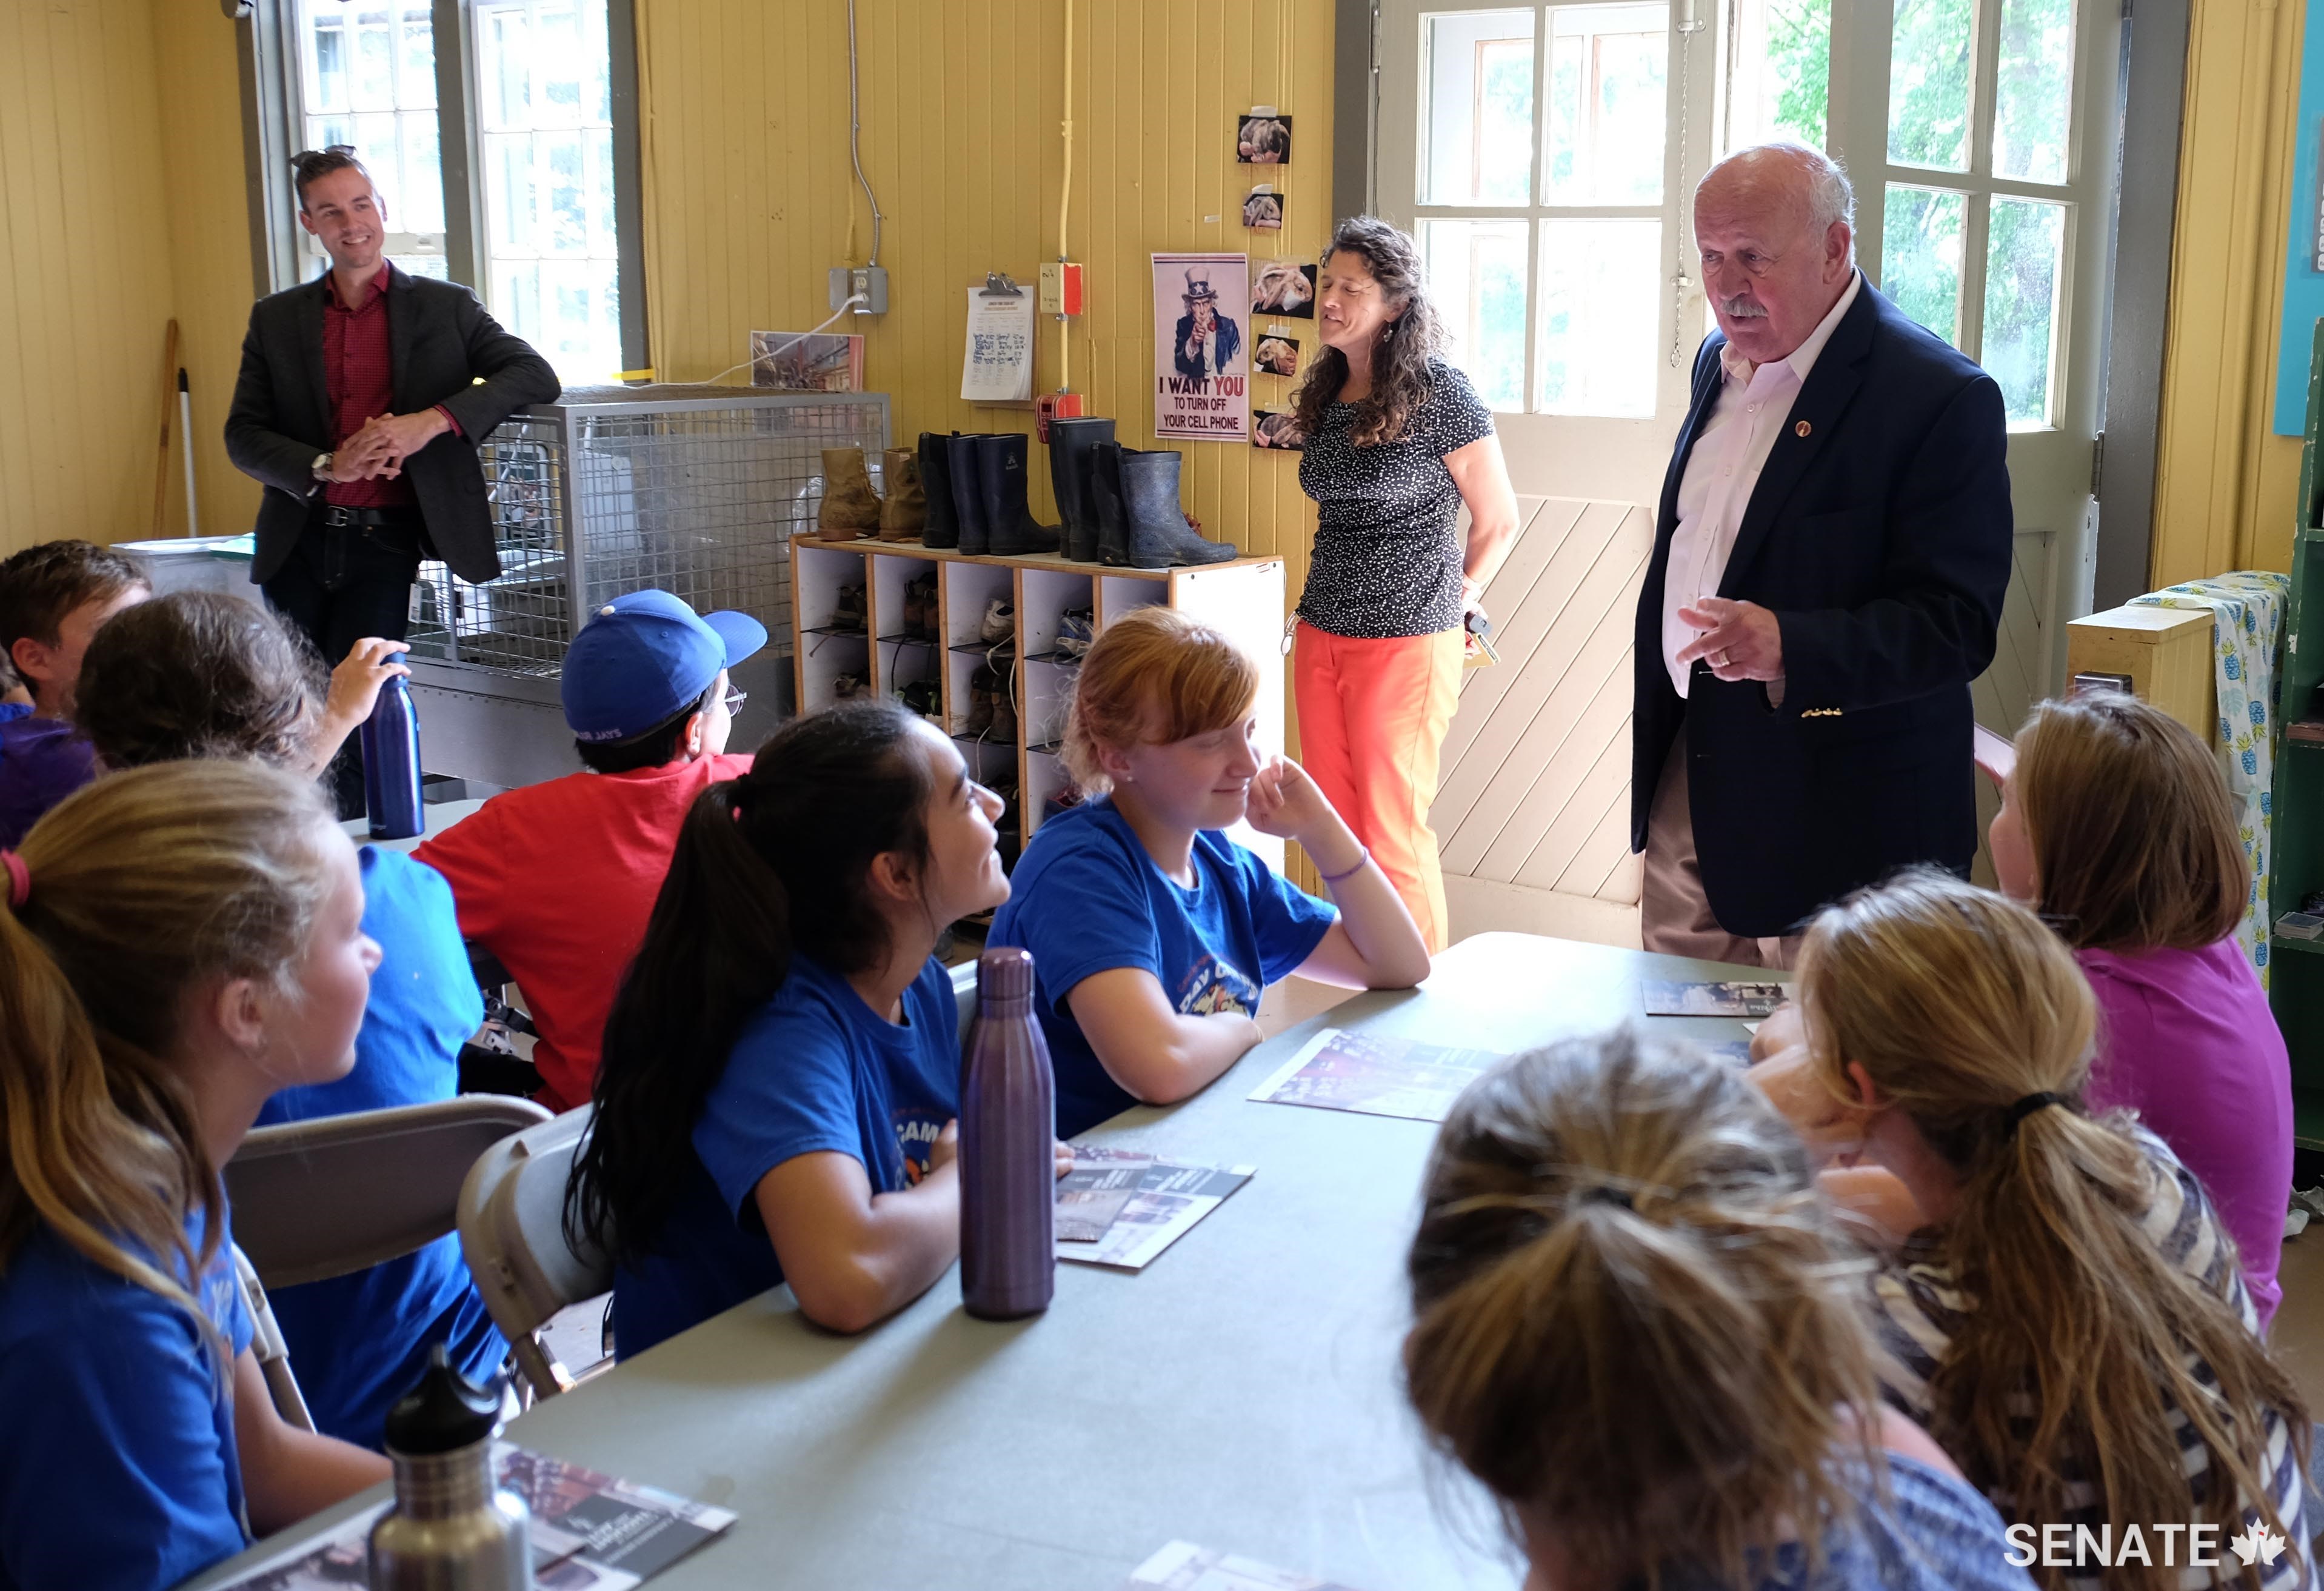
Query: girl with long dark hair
567,702,1052,1355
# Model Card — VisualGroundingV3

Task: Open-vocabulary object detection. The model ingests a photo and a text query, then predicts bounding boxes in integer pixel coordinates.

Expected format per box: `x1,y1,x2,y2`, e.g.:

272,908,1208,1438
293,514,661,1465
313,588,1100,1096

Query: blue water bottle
361,675,425,841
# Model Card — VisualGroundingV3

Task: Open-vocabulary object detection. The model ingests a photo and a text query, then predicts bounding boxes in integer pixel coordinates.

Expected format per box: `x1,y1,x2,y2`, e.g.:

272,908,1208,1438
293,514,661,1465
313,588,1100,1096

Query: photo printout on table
1638,979,1787,1018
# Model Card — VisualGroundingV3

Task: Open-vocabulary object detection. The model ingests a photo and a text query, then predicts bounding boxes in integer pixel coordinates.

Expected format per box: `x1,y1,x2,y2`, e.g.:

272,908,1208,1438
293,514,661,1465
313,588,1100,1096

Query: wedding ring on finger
1713,649,1731,669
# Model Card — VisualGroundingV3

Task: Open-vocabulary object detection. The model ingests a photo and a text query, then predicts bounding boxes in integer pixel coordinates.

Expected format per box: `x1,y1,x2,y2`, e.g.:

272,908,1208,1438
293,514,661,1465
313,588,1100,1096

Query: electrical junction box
828,265,889,314
1039,261,1083,316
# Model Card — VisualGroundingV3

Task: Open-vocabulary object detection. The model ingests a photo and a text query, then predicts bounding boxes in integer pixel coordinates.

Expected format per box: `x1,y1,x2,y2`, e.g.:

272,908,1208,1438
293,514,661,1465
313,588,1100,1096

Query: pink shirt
2080,938,2292,1328
1662,272,1863,697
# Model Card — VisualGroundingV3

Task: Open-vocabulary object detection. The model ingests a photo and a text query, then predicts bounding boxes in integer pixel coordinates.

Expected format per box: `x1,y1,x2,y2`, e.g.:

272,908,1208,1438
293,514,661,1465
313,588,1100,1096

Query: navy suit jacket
1630,279,2013,938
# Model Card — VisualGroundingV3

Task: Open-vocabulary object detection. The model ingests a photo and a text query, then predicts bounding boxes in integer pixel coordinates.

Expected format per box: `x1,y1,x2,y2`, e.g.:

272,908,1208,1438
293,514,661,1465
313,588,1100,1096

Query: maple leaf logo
2229,1522,2288,1567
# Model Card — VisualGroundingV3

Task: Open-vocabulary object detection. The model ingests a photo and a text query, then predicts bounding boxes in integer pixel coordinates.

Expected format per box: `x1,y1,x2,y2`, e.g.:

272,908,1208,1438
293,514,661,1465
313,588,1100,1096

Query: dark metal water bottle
361,673,424,840
369,1346,530,1590
961,946,1057,1320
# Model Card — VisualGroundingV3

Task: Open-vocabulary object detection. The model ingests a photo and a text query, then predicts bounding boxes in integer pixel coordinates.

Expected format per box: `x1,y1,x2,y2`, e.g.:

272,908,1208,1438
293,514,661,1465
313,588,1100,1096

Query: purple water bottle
360,674,425,841
961,946,1057,1320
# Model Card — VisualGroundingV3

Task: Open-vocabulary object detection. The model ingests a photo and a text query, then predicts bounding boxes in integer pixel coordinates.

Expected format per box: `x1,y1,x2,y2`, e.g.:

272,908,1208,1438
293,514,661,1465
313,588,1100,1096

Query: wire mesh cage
406,385,889,677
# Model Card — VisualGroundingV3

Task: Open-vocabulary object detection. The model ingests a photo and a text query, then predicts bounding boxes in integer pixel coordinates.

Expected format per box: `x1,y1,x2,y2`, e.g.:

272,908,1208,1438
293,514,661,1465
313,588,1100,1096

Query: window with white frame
1877,0,2074,428
474,0,623,385
282,0,626,383
290,0,449,279
1411,4,1674,420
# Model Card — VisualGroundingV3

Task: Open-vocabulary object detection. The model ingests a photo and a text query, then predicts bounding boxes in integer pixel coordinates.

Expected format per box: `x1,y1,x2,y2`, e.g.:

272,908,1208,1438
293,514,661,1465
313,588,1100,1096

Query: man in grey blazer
226,147,558,810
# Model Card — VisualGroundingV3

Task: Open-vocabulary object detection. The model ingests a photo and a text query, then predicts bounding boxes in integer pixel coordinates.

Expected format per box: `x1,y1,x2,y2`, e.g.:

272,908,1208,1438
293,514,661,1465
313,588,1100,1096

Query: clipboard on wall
962,272,1036,408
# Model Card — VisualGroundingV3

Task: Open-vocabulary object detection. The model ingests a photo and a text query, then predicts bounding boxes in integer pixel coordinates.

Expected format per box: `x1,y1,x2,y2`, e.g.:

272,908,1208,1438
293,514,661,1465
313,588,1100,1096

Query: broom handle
151,319,179,536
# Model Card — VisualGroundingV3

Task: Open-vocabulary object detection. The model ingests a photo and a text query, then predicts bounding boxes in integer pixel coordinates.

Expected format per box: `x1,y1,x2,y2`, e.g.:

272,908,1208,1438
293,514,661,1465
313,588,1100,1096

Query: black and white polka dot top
1295,357,1495,639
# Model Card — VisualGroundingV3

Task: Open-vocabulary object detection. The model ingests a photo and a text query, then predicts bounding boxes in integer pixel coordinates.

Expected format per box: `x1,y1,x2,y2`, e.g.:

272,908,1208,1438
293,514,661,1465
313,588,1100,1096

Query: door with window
1375,0,2118,938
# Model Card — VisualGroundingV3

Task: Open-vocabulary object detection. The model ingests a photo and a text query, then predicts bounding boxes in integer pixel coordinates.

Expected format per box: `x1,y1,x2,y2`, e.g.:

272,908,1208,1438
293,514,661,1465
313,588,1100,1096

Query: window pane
478,0,621,384
1420,219,1528,410
1993,0,2072,184
1723,0,1830,152
1983,198,2065,425
310,18,347,113
400,11,437,112
1419,11,1536,205
400,113,444,233
1888,0,1974,172
1882,184,1966,346
1544,4,1669,204
1537,218,1661,417
352,15,395,111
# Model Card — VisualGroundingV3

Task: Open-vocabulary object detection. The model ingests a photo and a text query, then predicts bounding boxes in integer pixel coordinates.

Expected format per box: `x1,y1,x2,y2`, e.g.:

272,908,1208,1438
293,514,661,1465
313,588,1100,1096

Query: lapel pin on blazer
1795,420,1812,438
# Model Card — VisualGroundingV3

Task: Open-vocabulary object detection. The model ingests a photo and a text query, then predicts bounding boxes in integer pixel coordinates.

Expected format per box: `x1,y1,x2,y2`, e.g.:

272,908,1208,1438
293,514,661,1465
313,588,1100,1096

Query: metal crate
406,385,890,676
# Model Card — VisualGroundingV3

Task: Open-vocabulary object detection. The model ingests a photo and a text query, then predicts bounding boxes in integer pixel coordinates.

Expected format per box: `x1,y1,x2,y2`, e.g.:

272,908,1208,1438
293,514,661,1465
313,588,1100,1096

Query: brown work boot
878,449,927,541
817,447,881,538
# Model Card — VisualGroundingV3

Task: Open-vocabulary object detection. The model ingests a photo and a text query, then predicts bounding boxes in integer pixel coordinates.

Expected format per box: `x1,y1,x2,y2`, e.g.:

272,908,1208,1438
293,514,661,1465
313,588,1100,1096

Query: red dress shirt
321,262,461,509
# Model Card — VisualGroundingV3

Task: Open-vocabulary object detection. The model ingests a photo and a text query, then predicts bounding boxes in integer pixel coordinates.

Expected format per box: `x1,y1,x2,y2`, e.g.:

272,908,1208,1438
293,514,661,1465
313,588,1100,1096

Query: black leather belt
319,504,422,529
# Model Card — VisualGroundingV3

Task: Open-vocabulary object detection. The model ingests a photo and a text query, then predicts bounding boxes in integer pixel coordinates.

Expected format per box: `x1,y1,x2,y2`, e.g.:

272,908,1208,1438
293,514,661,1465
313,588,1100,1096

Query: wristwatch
311,452,333,482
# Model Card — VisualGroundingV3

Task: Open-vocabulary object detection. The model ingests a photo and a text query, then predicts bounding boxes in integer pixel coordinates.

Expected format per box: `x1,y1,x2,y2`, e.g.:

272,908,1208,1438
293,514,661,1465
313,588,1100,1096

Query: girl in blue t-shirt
1404,1029,2035,1591
0,761,392,1591
569,701,1053,1355
990,606,1431,1138
75,591,502,1452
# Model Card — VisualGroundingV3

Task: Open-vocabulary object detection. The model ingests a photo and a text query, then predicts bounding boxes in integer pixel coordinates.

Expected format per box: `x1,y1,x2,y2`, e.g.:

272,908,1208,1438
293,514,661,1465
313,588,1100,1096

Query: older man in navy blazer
1631,142,2013,965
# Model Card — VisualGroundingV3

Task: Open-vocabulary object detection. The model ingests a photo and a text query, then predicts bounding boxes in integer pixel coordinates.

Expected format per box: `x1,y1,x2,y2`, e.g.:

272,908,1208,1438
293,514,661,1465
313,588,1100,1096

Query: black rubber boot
977,433,1061,556
919,431,960,549
1046,417,1116,562
947,433,992,555
1091,442,1134,567
1120,448,1236,567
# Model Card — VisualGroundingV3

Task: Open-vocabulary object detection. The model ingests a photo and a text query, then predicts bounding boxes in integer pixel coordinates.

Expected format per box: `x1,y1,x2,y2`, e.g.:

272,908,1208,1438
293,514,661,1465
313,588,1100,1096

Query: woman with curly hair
1289,216,1518,952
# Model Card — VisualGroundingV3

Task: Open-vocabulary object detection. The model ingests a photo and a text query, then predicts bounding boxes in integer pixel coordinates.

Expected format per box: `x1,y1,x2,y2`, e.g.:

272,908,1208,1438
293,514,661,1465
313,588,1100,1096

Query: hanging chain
1670,12,1708,367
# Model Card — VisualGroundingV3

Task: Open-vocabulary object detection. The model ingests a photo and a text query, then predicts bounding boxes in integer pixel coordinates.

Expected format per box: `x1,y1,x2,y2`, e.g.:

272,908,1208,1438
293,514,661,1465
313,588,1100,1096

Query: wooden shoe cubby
790,536,1287,868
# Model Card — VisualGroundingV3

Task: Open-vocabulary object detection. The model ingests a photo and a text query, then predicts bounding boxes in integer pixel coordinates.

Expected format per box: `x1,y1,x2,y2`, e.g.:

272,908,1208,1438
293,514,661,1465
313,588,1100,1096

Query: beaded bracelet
1318,845,1371,884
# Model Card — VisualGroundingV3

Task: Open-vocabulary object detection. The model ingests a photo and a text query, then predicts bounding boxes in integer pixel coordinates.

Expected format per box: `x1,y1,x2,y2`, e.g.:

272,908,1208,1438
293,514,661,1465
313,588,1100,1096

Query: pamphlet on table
1247,1027,1506,1123
1121,1538,1372,1591
1639,979,1786,1018
1058,1146,1254,1270
212,1444,735,1589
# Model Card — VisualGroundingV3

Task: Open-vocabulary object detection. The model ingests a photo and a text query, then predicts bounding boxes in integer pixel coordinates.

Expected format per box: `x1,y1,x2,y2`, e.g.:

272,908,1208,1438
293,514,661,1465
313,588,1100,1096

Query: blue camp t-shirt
257,848,503,1450
989,798,1338,1138
611,954,961,1359
0,1201,256,1591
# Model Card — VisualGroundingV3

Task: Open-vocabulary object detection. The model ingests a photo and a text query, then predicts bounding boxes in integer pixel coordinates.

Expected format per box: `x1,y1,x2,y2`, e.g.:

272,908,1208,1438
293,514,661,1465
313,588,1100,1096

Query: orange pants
1293,622,1464,952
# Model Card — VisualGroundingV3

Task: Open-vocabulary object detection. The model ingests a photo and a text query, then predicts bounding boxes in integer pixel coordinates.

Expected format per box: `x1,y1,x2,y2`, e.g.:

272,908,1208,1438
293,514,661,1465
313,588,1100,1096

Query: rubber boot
918,432,960,549
878,449,926,541
1046,417,1116,562
947,434,992,555
1119,448,1236,567
976,433,1062,556
1090,442,1134,567
817,447,881,539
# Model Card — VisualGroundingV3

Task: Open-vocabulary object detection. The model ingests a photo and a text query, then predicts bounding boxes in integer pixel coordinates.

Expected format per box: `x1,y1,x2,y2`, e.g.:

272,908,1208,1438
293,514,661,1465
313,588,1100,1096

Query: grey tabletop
340,796,487,855
187,932,1778,1591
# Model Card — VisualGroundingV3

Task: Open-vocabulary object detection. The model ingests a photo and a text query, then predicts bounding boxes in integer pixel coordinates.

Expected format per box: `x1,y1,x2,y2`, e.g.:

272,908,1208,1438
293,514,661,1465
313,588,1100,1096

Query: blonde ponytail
1798,869,2308,1590
0,762,339,1327
1404,1029,1883,1589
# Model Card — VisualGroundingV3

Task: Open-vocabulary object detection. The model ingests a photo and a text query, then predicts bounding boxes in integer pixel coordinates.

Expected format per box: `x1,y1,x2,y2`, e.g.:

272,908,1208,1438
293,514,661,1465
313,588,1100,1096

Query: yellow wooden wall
2151,0,2306,584
633,0,1332,609
0,0,176,552
0,0,256,558
153,0,265,543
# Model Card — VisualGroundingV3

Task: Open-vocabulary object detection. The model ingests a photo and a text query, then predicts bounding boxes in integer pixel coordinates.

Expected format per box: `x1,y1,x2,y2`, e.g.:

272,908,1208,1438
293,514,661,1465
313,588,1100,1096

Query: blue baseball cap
561,589,768,742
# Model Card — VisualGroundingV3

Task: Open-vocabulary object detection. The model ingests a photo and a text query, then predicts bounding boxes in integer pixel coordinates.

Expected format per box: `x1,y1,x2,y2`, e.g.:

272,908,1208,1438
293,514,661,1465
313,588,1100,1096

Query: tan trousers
1641,739,1803,970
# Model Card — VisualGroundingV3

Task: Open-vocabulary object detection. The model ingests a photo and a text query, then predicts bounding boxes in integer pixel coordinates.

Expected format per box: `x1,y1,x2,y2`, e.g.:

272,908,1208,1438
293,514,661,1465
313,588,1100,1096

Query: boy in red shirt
416,590,766,1111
